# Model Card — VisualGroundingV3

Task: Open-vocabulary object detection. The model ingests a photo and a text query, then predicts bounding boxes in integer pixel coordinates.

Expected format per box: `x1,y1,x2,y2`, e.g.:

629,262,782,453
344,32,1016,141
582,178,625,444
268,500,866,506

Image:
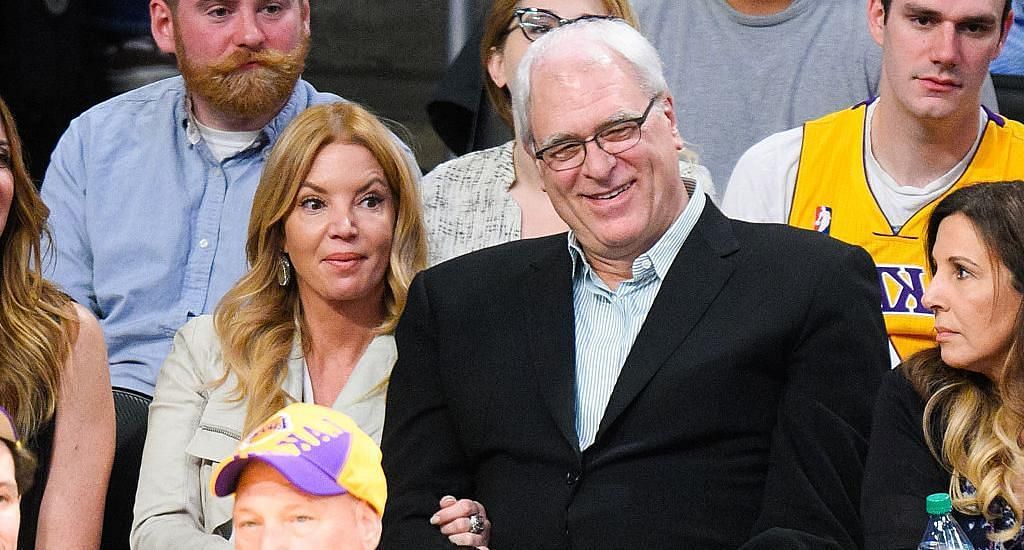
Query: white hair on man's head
511,18,669,151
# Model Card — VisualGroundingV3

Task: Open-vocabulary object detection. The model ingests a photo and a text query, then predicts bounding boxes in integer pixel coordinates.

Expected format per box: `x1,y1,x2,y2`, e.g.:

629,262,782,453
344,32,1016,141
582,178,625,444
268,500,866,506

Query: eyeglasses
505,8,618,42
533,96,660,172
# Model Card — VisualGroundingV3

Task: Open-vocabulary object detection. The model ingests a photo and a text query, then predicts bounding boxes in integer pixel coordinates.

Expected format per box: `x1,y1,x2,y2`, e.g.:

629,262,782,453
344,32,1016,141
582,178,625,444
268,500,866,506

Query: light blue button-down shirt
569,178,707,450
991,0,1024,75
41,76,340,395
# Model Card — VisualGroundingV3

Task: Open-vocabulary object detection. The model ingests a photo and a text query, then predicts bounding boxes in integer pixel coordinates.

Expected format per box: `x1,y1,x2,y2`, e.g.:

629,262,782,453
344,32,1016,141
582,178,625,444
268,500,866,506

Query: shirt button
198,238,209,249
638,257,652,270
566,471,579,486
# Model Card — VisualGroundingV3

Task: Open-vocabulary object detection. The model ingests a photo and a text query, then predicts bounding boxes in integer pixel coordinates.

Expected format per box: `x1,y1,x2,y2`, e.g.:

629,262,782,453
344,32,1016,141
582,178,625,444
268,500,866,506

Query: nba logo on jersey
813,206,832,234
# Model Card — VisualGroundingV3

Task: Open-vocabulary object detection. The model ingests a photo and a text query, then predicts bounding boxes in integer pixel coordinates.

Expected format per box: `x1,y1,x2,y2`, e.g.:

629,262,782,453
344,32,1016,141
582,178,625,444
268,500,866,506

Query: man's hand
430,495,491,549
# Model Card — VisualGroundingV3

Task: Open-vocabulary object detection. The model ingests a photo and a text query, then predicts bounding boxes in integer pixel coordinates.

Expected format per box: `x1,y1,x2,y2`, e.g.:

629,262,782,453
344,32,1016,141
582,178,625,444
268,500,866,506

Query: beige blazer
130,315,394,550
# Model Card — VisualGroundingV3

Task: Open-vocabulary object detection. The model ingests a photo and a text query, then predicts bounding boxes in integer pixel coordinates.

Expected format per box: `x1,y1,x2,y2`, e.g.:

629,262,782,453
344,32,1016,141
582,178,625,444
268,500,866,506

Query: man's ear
301,0,311,35
867,0,887,48
151,0,177,55
356,501,383,550
662,95,683,151
996,7,1014,60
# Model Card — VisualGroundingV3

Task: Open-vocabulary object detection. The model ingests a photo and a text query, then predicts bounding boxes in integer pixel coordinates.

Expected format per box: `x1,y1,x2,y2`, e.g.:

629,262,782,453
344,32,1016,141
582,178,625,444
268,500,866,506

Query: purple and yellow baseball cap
211,403,386,516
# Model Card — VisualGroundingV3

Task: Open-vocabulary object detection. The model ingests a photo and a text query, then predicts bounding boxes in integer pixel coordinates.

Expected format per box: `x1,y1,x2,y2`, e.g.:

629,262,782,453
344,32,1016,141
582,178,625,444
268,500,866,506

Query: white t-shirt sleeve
721,126,805,224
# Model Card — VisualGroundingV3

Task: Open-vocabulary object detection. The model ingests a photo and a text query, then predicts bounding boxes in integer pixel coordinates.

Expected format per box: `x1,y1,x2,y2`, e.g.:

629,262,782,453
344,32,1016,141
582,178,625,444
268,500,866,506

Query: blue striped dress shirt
569,178,707,449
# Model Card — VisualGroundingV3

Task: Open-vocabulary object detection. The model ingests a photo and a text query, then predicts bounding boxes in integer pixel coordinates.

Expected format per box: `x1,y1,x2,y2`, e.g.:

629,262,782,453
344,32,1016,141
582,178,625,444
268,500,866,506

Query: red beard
176,34,310,121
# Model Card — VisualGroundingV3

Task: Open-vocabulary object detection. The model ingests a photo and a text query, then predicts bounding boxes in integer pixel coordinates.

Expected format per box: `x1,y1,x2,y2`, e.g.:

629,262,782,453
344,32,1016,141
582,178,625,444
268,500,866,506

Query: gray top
634,0,999,194
634,0,882,193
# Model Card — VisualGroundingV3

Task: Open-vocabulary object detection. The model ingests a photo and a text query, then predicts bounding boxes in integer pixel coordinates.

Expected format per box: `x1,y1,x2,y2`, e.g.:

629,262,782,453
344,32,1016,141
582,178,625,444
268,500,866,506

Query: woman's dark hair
925,181,1024,295
905,180,1024,545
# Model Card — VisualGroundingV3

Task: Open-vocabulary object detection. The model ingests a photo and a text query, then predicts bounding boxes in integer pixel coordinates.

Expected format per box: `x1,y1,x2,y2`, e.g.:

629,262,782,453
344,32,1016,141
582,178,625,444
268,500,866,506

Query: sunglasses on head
504,7,620,42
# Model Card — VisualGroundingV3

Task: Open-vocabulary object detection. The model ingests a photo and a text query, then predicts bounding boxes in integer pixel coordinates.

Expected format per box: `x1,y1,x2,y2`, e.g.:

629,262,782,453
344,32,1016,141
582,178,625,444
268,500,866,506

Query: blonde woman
863,181,1024,549
132,102,488,549
0,96,114,549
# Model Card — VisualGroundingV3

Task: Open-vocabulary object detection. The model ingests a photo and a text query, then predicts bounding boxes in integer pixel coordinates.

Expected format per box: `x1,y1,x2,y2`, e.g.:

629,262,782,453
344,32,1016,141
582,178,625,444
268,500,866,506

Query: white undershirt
862,101,985,231
721,102,988,230
723,103,987,368
193,119,260,162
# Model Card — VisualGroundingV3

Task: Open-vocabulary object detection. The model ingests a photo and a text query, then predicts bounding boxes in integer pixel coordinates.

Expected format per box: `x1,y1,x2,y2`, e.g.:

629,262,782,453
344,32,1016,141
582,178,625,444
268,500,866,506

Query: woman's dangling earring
278,254,292,286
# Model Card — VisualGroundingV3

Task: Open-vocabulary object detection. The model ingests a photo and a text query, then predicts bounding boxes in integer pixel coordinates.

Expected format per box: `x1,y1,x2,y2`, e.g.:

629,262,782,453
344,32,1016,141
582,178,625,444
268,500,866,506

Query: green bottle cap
926,493,953,515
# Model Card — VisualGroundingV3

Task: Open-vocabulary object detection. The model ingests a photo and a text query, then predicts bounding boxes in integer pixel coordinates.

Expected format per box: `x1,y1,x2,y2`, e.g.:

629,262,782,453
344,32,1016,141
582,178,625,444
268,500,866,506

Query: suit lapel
522,238,581,456
595,205,740,443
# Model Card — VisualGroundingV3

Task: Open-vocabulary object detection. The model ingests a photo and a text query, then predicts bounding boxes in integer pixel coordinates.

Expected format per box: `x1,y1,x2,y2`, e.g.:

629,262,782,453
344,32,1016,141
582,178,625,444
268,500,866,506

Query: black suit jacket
381,203,889,549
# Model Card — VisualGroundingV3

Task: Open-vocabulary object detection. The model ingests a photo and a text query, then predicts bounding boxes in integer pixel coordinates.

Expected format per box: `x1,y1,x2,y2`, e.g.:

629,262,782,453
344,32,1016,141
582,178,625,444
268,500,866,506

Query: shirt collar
180,81,309,153
568,176,707,283
183,95,203,146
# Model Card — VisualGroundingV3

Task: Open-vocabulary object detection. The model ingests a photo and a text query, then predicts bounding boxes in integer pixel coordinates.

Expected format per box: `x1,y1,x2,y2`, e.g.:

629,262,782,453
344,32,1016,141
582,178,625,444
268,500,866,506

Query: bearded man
40,0,341,397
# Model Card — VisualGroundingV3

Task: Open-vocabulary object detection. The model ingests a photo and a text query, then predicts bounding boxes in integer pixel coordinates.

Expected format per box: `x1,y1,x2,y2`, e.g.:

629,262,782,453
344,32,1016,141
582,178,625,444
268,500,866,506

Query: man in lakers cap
211,403,385,550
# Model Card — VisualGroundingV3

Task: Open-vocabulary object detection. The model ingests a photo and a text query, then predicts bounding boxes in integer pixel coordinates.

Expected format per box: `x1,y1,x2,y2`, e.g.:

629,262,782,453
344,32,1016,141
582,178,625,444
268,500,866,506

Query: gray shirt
635,0,881,193
634,0,999,194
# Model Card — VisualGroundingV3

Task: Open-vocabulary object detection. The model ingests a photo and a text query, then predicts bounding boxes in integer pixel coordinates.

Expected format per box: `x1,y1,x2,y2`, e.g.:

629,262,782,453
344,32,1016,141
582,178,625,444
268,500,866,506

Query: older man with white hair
380,18,889,549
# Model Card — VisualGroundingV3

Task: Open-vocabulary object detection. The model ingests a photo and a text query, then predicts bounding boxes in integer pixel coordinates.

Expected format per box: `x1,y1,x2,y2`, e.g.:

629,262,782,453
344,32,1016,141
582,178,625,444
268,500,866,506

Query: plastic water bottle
919,493,975,549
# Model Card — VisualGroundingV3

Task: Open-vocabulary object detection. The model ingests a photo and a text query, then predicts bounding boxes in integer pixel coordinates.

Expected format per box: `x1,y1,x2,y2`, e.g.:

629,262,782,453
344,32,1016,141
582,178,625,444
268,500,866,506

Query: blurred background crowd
0,0,480,180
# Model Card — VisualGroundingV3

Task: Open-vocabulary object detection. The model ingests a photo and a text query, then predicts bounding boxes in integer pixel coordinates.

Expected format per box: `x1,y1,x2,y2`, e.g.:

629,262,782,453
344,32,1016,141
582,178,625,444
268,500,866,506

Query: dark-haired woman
863,181,1024,549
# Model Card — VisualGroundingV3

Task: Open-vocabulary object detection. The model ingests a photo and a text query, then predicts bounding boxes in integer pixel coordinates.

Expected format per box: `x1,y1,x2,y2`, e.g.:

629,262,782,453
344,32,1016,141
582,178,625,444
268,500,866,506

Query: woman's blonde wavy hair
904,181,1024,545
0,96,77,439
213,102,426,433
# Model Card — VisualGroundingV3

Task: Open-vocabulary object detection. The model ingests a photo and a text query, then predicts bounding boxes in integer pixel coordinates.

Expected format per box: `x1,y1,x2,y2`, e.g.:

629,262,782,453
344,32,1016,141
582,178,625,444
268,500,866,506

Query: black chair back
101,388,151,550
994,74,1024,122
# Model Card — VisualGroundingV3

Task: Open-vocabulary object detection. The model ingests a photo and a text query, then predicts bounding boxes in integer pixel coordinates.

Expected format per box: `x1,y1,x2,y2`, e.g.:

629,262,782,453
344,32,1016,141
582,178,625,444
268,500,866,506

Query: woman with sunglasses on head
421,0,712,267
0,96,114,550
862,181,1024,549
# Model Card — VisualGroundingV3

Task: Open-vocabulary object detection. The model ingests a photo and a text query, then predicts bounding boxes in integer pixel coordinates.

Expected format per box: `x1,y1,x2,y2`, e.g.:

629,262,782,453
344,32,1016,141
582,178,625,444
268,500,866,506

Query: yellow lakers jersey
789,100,1024,362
